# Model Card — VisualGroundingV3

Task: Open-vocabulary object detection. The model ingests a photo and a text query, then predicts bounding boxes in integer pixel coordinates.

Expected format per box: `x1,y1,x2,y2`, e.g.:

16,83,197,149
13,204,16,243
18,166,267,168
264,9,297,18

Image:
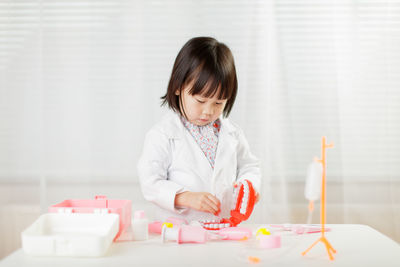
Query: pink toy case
48,195,131,240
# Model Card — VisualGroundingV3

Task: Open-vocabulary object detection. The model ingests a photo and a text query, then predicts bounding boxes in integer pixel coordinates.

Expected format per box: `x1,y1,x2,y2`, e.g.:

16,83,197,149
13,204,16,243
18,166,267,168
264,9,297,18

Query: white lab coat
137,111,261,222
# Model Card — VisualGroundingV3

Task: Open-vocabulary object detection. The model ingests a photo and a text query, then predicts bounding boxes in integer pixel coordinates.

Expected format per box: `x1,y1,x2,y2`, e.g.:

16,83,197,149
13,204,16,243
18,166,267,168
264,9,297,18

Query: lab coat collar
162,110,237,139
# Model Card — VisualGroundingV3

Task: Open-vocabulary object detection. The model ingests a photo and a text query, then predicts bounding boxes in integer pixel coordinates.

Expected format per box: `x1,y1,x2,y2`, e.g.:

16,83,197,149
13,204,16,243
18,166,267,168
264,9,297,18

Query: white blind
266,0,400,180
0,0,399,181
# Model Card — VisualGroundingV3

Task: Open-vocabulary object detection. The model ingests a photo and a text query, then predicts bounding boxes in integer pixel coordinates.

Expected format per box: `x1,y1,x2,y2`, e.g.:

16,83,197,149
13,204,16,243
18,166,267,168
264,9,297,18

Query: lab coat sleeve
137,129,187,213
235,128,262,194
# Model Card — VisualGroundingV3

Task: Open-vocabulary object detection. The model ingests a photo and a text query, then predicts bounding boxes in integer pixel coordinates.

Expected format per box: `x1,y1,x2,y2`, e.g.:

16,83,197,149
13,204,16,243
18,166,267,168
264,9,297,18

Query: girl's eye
196,99,205,103
216,102,223,105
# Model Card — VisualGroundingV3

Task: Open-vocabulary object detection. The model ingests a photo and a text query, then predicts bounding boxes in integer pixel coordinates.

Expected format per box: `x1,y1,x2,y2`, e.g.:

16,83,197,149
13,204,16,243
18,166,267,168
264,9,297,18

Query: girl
138,37,261,222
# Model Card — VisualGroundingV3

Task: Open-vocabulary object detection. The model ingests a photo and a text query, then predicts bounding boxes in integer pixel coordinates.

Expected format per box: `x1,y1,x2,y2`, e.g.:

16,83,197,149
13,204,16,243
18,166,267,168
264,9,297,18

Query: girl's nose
203,105,214,115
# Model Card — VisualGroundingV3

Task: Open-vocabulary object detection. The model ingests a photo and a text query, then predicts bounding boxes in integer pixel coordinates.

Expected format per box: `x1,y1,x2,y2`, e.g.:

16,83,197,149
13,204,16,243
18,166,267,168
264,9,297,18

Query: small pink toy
148,217,188,234
217,227,252,240
162,224,207,244
166,217,188,226
259,234,281,249
148,221,164,234
199,179,256,230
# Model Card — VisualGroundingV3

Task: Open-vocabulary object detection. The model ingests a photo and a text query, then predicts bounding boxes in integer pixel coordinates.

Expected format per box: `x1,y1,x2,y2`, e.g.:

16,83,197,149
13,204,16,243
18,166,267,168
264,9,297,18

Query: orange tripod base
302,236,337,261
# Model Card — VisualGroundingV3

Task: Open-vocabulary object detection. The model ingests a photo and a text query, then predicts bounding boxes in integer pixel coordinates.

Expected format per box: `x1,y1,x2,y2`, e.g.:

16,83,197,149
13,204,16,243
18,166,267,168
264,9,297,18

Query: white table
1,224,399,267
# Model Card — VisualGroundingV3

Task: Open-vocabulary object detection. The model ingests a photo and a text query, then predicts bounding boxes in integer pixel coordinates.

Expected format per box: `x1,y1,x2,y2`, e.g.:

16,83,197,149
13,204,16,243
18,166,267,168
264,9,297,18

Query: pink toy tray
48,195,131,240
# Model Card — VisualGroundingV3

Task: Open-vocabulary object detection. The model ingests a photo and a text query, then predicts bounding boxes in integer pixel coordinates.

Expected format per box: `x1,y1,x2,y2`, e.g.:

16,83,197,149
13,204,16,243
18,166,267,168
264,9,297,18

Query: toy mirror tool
199,179,255,230
302,136,337,261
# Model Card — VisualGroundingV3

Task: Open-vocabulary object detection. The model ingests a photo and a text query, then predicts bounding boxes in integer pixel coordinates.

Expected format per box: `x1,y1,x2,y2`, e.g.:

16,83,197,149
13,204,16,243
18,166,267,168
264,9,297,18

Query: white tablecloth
1,224,399,267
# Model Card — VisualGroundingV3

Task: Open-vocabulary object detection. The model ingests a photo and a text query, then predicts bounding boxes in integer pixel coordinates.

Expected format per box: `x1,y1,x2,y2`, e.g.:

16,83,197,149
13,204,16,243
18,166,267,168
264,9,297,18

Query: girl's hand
255,192,260,204
175,191,221,215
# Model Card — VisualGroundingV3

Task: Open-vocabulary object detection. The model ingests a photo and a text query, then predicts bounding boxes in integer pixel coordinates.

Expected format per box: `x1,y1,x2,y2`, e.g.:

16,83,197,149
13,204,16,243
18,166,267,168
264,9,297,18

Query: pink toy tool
216,227,252,240
162,225,252,244
162,224,208,244
259,235,281,249
199,179,256,230
148,217,188,234
270,224,331,234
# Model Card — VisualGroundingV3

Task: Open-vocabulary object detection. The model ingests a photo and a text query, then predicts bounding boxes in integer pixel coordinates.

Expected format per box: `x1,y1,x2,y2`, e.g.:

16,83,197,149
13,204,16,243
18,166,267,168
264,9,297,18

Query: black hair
161,36,238,117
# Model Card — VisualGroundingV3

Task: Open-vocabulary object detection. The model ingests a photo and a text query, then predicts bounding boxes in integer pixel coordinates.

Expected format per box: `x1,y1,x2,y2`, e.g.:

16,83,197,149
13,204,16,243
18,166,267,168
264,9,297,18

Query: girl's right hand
175,191,221,215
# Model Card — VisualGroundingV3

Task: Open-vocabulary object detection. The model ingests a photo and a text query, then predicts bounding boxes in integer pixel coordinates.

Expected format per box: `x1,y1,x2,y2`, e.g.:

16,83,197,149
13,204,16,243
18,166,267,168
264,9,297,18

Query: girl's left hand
255,192,260,204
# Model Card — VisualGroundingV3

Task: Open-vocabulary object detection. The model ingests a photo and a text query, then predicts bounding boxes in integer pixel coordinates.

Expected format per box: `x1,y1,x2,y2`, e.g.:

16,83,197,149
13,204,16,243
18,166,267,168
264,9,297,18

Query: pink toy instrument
216,227,252,240
148,217,188,234
48,195,131,240
270,224,331,234
162,224,252,244
162,224,208,244
259,234,281,249
199,179,256,230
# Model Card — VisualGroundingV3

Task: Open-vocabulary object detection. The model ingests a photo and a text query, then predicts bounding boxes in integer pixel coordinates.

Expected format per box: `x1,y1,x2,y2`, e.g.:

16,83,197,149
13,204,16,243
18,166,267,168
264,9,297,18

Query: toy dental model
199,179,256,230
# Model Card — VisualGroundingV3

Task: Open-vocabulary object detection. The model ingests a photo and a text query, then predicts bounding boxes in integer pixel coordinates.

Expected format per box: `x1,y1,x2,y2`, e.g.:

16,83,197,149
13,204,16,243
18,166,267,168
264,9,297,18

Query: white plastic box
48,195,131,240
21,213,119,257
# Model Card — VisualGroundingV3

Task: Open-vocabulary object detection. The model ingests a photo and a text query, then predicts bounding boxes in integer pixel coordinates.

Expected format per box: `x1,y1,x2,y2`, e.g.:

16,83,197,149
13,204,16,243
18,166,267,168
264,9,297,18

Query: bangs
184,60,235,100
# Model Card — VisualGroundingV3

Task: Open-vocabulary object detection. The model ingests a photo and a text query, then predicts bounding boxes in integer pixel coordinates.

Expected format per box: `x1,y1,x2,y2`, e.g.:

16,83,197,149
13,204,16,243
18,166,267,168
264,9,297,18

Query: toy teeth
200,179,255,230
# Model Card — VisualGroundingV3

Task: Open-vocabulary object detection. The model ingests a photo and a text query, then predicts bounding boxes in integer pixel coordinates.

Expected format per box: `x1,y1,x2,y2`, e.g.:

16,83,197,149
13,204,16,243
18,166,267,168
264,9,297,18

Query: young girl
138,37,261,223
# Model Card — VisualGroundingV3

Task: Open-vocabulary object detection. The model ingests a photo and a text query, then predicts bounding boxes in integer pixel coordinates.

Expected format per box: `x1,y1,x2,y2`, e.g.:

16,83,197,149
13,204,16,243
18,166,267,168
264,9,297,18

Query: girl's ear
175,89,180,96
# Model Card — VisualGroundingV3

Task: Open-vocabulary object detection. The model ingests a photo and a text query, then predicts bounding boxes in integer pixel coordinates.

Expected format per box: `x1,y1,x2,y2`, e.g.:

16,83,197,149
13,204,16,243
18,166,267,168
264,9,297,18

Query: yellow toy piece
162,222,173,228
256,228,271,236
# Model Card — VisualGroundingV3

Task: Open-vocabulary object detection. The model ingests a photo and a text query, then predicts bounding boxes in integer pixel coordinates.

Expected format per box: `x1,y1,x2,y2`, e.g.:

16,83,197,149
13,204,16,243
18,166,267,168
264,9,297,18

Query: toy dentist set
20,137,336,261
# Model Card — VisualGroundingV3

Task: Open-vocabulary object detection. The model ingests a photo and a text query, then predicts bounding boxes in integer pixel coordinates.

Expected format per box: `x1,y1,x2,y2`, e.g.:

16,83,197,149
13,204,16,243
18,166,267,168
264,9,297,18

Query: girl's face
176,85,227,126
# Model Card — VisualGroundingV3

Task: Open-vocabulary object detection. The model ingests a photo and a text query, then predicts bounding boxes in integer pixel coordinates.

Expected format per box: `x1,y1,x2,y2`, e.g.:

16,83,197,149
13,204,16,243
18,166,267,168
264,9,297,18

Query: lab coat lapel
213,119,237,182
180,127,214,183
168,112,213,184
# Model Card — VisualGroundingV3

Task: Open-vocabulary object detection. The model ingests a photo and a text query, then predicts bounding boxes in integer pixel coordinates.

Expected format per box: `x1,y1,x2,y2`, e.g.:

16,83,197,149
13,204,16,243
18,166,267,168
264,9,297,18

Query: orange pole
302,136,336,260
321,136,326,236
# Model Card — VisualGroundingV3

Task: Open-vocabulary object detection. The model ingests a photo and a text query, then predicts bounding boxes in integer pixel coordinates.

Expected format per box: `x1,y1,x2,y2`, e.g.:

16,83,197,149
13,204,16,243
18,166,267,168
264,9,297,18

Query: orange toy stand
301,136,337,260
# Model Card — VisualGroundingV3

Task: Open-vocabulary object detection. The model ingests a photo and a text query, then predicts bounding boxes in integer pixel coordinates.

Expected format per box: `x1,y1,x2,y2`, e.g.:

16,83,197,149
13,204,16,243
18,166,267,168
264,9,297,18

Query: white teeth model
200,180,255,230
243,184,248,192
